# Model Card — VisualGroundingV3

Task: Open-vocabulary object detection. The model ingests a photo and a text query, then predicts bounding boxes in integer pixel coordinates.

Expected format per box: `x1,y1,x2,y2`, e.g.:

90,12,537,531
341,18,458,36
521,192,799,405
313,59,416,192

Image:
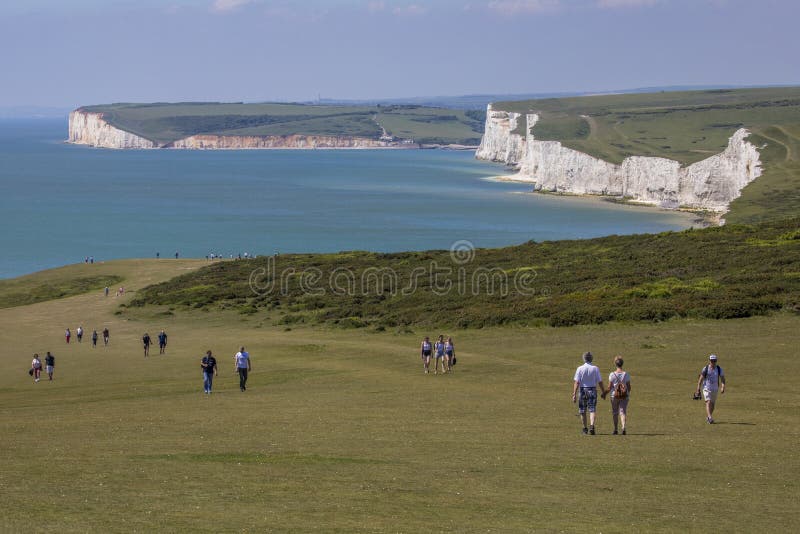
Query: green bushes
130,218,800,329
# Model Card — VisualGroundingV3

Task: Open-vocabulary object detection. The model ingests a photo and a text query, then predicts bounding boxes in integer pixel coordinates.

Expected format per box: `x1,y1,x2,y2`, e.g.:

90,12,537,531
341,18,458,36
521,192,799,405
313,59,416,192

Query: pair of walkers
200,346,251,394
572,352,631,435
29,352,55,382
142,330,168,357
420,335,456,374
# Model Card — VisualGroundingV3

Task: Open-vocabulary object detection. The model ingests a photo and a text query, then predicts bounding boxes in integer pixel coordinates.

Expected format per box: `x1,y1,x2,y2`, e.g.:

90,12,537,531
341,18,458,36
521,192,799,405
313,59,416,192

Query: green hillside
79,102,485,146
492,87,800,224
129,217,800,330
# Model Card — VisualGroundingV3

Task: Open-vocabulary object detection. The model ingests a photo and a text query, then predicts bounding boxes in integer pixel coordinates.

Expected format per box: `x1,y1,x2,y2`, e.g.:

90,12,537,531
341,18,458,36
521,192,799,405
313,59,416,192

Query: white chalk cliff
68,109,418,150
476,105,762,212
69,110,156,149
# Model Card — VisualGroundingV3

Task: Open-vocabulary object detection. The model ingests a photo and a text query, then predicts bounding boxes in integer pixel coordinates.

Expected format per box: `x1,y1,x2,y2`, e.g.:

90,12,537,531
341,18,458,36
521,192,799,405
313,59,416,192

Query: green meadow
1,259,798,531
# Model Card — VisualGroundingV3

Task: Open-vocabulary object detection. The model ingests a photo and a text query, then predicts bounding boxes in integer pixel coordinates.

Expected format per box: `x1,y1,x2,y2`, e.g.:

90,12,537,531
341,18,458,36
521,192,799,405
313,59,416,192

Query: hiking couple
572,352,631,435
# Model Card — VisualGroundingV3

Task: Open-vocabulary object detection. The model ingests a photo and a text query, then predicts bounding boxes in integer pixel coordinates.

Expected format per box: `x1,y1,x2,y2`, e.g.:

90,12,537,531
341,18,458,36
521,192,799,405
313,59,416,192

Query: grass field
1,260,799,531
79,103,485,146
492,87,800,224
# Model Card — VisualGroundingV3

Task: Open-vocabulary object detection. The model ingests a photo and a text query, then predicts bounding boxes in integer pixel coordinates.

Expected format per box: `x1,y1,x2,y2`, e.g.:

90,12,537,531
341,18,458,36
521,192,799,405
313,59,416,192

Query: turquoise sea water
0,119,694,279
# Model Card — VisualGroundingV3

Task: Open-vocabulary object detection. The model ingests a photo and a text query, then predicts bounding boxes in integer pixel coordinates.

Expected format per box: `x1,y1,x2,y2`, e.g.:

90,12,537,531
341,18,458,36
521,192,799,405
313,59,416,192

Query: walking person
608,356,631,435
45,351,55,381
445,337,456,372
420,336,432,374
142,333,152,357
31,353,42,383
158,330,168,355
104,286,109,297
572,352,607,435
76,326,83,343
434,335,447,374
65,328,71,344
201,350,218,394
695,354,726,424
92,330,98,348
234,346,251,391
103,327,109,346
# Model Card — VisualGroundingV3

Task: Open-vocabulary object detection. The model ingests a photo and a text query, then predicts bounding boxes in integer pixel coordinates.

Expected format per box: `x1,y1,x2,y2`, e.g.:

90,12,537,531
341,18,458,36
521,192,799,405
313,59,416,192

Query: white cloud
486,0,561,15
211,0,254,13
367,1,386,12
597,0,659,8
392,3,428,16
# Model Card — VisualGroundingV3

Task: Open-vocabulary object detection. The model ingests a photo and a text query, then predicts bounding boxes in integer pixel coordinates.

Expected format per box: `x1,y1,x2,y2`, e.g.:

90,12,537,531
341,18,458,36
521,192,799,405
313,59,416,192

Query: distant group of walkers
420,335,456,374
572,351,727,435
65,326,109,348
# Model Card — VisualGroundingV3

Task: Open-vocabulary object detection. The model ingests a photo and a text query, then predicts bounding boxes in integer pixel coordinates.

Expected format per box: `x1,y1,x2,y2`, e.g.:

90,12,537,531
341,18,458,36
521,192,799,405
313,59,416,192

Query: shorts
421,351,431,359
611,396,629,415
46,365,54,374
578,387,597,414
434,352,444,359
703,389,718,403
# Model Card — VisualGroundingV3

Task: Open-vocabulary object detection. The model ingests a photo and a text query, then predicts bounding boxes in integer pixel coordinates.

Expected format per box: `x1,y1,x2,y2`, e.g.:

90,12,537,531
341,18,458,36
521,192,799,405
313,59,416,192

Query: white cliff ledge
476,105,762,214
68,110,433,150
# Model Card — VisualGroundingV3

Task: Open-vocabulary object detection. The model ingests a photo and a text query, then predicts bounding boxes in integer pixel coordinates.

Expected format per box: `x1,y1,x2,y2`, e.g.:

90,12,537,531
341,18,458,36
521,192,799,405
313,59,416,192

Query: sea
0,119,696,279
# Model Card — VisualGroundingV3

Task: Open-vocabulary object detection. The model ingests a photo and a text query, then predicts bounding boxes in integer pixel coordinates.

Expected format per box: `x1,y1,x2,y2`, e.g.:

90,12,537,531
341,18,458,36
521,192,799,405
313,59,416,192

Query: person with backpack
572,352,607,435
608,356,631,435
695,354,726,424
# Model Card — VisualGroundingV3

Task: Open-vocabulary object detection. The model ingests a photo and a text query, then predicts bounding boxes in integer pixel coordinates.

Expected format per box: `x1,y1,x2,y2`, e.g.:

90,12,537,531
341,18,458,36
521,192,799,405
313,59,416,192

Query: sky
1,0,798,108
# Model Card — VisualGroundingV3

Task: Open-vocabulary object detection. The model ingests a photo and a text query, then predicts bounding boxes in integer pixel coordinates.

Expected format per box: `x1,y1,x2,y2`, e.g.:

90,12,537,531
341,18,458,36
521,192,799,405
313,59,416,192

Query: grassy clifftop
129,217,800,329
493,87,800,224
78,102,485,146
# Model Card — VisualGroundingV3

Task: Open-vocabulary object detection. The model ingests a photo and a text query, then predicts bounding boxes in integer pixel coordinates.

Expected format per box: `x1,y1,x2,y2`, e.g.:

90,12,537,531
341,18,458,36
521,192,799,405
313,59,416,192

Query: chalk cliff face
169,134,408,149
68,110,156,149
68,109,419,150
476,108,762,213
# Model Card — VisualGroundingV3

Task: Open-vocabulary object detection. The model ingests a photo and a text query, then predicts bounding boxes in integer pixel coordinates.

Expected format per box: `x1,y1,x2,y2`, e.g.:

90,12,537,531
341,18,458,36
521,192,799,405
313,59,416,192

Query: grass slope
493,87,800,224
79,102,485,146
129,217,800,329
1,260,798,531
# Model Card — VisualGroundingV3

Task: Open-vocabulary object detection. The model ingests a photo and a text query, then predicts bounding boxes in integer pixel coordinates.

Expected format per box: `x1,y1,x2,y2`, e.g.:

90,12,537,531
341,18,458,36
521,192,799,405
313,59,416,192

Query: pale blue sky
1,0,798,107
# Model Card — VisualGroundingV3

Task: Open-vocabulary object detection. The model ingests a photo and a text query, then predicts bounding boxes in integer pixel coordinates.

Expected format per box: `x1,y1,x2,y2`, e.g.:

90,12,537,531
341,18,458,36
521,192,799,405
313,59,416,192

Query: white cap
709,354,718,361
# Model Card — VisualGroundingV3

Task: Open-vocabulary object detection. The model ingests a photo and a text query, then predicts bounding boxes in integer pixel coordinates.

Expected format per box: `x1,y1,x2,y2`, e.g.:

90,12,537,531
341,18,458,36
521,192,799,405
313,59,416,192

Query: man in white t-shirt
695,354,726,424
234,347,252,392
572,352,607,435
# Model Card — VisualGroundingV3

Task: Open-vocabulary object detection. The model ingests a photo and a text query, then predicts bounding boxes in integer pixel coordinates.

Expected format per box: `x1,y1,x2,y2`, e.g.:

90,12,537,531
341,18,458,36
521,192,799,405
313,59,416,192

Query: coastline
489,174,720,227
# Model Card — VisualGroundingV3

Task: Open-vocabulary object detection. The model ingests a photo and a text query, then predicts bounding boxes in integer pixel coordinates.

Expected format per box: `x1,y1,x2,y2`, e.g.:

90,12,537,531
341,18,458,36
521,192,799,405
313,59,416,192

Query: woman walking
434,335,447,374
420,337,432,374
445,337,456,372
65,328,71,344
608,356,631,435
31,353,42,383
